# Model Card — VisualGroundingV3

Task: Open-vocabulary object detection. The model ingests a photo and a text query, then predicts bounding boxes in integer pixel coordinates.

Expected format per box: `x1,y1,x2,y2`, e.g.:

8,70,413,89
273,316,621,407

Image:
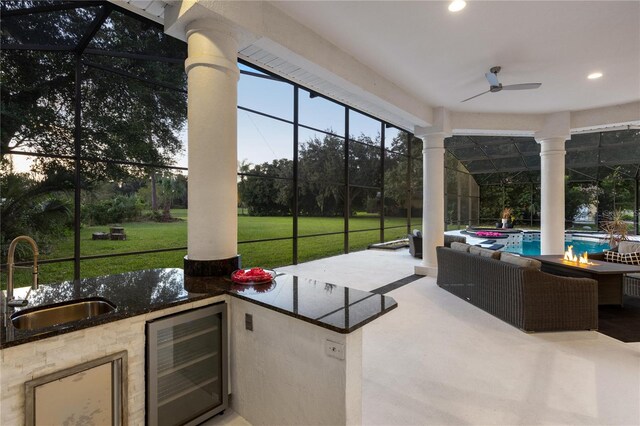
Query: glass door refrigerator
146,303,227,426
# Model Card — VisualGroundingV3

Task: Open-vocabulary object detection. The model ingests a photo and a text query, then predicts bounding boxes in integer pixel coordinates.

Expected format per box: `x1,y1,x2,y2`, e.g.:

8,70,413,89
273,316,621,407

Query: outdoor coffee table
530,255,640,306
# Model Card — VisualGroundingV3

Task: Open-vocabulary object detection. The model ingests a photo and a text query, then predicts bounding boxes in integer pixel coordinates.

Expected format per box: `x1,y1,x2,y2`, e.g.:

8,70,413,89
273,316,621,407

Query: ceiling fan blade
461,90,491,103
485,72,500,87
502,83,542,91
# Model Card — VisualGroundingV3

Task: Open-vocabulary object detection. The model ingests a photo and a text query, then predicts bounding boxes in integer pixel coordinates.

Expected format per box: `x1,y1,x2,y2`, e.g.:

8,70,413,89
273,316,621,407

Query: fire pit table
529,255,640,306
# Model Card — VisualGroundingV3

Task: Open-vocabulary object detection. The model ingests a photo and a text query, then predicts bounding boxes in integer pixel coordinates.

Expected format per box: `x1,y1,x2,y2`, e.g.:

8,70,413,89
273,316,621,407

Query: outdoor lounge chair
408,230,466,258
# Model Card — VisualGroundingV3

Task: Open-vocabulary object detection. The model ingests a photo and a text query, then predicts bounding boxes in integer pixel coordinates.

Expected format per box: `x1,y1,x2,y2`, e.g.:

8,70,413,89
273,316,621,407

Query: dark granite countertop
2,268,397,349
184,273,398,334
1,268,221,349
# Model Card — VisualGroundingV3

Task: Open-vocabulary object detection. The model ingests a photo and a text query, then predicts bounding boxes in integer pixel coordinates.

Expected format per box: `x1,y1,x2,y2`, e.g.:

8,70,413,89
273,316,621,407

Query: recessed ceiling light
448,0,467,12
588,72,603,80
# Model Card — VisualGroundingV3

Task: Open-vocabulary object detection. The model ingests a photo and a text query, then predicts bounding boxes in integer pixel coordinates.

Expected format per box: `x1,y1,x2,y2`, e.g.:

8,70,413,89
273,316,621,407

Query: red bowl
230,268,276,285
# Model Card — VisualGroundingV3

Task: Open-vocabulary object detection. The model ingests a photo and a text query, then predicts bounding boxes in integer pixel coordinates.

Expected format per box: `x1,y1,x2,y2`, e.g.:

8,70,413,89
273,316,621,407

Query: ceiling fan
461,66,541,102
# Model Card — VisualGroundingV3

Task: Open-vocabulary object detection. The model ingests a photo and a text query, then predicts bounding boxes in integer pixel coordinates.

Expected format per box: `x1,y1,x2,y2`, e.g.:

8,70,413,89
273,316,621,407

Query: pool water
505,239,611,256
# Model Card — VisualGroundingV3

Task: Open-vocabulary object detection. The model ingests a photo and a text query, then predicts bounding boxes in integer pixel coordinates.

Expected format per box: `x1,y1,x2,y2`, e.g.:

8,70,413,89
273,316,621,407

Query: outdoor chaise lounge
436,243,598,332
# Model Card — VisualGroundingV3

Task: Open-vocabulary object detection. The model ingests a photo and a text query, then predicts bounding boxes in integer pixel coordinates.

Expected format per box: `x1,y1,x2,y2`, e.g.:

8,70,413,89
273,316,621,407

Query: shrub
82,195,142,225
0,172,74,258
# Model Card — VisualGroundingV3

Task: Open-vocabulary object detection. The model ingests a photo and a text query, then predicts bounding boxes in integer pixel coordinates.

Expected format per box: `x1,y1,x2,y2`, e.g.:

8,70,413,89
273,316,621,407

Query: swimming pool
504,239,611,256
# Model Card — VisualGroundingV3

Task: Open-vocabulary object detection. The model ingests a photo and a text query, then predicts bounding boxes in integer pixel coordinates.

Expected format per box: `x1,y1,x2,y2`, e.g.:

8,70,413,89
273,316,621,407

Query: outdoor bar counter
1,268,396,348
1,268,397,425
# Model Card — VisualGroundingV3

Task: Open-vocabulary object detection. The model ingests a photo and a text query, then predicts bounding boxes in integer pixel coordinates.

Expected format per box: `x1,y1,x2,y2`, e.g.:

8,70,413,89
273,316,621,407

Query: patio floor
209,248,640,425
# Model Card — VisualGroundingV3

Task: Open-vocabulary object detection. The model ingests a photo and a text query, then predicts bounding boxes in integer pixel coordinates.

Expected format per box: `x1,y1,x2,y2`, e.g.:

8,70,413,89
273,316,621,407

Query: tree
1,3,187,173
157,172,188,220
1,2,188,251
383,133,419,217
0,166,74,255
348,134,382,215
383,154,407,216
296,131,385,216
597,167,634,217
298,134,344,216
565,180,600,223
238,160,293,216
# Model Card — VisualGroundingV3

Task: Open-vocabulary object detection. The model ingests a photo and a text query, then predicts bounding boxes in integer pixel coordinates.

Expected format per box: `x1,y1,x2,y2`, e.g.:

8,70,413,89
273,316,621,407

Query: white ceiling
271,0,640,115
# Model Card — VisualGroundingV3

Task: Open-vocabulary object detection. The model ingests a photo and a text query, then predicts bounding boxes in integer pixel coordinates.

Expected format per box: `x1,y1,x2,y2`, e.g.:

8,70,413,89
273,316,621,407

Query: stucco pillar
184,19,240,276
415,133,446,277
538,137,566,255
468,173,477,226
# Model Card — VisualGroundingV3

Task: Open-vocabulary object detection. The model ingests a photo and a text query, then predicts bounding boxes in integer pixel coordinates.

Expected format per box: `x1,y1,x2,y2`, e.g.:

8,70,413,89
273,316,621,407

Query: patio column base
415,264,438,277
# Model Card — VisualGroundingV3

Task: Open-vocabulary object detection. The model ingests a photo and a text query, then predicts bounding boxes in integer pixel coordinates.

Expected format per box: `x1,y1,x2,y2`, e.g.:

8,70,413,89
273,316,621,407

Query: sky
177,63,396,169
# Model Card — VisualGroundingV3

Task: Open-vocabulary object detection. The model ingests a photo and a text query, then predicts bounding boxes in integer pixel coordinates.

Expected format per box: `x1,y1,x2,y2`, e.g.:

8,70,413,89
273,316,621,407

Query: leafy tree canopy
1,1,187,177
239,131,419,217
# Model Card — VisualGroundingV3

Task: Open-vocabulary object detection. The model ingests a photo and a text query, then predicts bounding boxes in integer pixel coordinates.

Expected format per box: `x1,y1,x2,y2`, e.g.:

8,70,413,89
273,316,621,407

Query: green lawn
5,210,412,288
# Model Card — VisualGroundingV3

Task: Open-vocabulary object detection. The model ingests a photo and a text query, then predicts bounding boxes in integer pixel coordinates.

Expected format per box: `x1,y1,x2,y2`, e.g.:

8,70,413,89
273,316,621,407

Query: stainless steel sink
10,297,116,330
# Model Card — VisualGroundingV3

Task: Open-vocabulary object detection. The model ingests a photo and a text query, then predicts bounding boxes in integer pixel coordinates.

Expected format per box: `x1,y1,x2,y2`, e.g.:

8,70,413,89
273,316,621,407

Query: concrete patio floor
210,248,640,425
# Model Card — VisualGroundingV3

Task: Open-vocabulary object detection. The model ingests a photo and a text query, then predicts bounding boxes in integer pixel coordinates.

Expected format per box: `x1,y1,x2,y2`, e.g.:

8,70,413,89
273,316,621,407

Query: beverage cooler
146,303,228,426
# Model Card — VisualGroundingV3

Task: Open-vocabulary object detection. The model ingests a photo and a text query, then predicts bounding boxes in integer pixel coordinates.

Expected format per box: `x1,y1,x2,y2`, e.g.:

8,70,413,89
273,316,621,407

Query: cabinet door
25,351,127,426
147,304,227,426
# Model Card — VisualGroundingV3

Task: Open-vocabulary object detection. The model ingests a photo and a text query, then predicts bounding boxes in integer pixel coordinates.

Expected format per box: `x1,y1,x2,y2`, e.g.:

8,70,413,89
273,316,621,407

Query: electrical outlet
245,313,253,331
325,340,345,360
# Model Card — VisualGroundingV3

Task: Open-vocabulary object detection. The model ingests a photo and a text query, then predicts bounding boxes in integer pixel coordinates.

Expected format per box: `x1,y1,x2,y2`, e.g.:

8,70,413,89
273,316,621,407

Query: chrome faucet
5,236,39,307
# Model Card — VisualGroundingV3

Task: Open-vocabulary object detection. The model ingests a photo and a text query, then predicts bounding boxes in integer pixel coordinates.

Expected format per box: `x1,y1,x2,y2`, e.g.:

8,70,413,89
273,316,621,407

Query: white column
538,137,566,255
415,133,446,277
468,173,477,226
185,20,239,267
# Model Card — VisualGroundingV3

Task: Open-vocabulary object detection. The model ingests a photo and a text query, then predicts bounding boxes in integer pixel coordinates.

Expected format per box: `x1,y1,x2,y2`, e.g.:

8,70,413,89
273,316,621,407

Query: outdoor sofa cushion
617,241,640,254
469,245,500,259
500,252,542,270
450,242,470,252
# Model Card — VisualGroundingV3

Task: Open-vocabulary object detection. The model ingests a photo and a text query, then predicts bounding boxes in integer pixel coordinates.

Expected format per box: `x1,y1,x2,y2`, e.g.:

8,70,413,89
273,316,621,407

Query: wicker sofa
436,245,599,332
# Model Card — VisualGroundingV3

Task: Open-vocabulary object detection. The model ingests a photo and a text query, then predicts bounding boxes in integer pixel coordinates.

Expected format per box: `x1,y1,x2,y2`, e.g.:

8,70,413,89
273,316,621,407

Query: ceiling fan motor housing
461,66,540,102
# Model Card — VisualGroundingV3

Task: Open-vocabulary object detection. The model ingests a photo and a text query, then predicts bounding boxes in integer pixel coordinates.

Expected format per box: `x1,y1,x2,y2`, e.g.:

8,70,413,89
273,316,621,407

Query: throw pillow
468,245,483,256
450,242,470,252
479,247,501,260
605,250,640,265
469,245,500,259
604,250,621,263
500,252,542,270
